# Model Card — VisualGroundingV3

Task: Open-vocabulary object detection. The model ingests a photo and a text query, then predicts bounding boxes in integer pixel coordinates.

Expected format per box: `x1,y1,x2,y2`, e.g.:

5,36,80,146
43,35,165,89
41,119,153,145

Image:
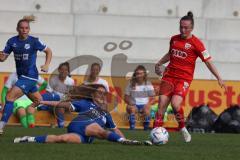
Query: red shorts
161,76,191,98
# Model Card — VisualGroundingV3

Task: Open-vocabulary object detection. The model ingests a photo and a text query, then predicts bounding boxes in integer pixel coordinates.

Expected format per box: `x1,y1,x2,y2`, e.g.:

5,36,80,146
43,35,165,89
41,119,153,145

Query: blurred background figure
124,65,155,130
38,62,75,128
83,63,109,92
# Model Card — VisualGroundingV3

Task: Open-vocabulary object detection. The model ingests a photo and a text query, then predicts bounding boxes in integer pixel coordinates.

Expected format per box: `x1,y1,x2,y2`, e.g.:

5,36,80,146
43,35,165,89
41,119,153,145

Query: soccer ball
150,127,169,145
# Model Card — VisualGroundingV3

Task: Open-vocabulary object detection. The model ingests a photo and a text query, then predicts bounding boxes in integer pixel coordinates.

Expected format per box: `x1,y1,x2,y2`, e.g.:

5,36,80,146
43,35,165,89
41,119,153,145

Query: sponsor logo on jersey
24,44,30,50
14,54,22,60
185,43,191,50
171,49,188,59
14,54,29,60
23,54,29,60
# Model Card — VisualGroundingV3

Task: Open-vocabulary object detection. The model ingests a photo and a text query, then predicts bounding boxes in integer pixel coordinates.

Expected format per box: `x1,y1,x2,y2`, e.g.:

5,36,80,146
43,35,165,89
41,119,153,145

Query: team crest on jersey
23,54,29,60
24,44,30,50
12,43,17,48
185,43,191,50
183,82,189,91
21,84,26,89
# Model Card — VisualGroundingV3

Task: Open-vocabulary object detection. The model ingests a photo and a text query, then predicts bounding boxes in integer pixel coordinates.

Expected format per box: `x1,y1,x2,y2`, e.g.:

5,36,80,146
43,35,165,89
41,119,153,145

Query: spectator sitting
83,63,109,92
124,65,155,130
38,62,75,128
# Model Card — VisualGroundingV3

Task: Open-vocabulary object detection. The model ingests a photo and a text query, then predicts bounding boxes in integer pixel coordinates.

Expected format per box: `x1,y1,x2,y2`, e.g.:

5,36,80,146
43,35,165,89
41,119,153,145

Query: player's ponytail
23,15,36,22
180,11,194,28
17,15,36,28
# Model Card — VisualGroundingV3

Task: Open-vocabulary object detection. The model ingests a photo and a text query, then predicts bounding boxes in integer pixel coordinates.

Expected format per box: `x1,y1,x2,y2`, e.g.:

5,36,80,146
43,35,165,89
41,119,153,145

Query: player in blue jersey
13,84,145,145
0,15,52,134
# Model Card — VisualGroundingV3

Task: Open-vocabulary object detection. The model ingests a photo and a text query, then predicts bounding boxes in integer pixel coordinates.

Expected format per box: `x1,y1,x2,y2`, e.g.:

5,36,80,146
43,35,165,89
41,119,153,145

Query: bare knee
58,135,69,143
17,108,26,117
32,98,41,106
6,87,23,101
171,95,183,111
127,105,137,114
171,101,181,112
27,106,35,114
143,108,150,116
171,104,181,112
6,93,16,102
29,94,42,106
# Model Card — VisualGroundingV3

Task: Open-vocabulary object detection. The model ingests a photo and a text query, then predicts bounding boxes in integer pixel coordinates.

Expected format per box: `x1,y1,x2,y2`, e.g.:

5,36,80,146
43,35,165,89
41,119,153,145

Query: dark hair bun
187,11,193,18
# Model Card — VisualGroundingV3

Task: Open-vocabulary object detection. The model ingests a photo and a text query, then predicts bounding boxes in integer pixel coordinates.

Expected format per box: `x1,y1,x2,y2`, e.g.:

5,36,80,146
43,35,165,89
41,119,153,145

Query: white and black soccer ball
150,127,169,145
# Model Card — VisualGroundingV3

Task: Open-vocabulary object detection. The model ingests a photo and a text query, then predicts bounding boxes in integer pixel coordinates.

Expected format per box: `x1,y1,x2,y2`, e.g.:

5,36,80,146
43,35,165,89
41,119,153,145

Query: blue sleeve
70,100,86,112
35,38,47,51
105,114,116,129
3,39,12,55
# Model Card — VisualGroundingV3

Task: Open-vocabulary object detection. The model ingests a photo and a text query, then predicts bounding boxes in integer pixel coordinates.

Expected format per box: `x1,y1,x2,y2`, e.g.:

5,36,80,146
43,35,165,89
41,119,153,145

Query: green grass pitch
0,127,239,160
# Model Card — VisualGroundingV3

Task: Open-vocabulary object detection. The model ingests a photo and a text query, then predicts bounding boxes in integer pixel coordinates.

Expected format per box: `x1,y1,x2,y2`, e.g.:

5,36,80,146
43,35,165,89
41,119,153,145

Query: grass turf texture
0,127,239,160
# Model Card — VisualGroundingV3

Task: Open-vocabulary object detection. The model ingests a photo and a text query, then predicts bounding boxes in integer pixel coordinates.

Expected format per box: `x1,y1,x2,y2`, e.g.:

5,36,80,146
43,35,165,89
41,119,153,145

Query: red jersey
164,34,211,81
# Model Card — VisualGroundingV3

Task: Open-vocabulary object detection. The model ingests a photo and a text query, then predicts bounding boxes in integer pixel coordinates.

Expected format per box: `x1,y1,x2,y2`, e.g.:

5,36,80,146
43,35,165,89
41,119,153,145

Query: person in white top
124,65,155,130
39,62,75,128
83,63,109,92
1,72,47,128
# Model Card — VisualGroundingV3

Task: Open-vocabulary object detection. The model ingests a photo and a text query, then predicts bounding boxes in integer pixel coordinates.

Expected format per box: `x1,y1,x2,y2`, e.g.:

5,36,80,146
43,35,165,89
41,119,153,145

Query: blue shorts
67,120,95,144
136,105,145,111
15,76,38,94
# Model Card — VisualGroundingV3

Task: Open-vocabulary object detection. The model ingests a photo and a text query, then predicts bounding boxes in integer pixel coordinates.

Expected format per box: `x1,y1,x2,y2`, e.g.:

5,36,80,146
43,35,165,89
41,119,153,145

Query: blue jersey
3,36,47,80
70,99,116,129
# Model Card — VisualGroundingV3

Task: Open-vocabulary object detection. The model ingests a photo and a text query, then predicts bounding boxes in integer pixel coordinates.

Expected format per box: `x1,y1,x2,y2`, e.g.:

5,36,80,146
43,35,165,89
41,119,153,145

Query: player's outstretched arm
40,47,52,72
0,51,8,62
40,101,72,110
204,60,227,91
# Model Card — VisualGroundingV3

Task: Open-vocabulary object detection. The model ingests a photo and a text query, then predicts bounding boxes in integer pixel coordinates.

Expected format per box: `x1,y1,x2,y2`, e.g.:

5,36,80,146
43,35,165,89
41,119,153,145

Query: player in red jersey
154,11,226,142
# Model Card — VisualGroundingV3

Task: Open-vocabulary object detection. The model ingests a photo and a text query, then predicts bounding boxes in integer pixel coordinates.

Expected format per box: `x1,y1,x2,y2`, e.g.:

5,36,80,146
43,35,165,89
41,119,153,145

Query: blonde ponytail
17,15,36,28
22,15,36,22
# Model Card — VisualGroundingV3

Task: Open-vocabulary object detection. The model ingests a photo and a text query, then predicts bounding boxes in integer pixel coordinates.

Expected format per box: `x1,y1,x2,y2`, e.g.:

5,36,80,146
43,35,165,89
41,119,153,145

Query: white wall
0,0,239,80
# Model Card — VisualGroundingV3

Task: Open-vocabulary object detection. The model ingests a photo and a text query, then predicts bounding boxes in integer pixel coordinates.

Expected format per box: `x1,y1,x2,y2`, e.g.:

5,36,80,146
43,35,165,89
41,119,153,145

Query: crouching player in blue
14,84,143,145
